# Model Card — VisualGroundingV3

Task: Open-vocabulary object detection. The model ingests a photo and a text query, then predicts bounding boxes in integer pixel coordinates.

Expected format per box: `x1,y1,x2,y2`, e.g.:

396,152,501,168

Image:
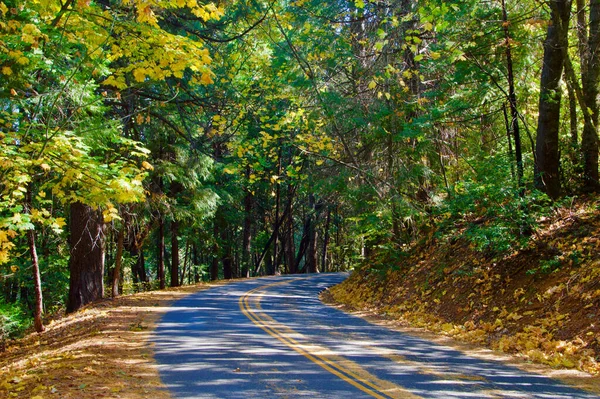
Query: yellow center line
239,278,423,399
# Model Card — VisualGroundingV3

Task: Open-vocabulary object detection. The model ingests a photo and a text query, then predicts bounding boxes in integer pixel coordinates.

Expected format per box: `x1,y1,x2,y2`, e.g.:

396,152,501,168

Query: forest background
1,0,599,367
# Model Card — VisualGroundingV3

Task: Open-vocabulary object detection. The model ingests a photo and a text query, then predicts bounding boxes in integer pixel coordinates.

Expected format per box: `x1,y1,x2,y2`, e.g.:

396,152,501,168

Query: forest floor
0,284,213,399
327,196,600,394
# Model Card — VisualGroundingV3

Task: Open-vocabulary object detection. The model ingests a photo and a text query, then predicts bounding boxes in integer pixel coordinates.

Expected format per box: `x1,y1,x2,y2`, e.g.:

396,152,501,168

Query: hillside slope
329,199,600,377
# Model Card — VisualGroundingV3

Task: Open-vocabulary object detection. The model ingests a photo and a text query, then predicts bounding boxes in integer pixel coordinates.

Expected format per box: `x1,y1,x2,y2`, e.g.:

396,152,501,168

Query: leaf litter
0,285,210,399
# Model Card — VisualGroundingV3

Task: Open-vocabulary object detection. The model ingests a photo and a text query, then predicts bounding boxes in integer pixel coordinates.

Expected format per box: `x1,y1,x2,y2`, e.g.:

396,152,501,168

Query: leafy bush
435,154,552,256
0,303,31,347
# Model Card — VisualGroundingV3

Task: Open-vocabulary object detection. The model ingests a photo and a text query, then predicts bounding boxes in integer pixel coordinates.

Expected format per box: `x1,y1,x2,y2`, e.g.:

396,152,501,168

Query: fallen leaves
330,197,600,376
0,285,207,398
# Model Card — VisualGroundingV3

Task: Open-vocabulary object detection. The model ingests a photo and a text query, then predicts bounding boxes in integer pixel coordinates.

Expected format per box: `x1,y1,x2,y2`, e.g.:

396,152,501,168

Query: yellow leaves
21,23,42,45
200,72,214,85
133,68,147,82
368,80,377,90
141,161,153,171
102,75,128,89
513,287,525,300
223,166,237,175
102,204,120,223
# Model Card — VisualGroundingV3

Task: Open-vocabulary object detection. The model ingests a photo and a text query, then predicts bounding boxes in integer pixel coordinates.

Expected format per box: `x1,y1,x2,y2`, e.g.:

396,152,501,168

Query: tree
535,0,572,199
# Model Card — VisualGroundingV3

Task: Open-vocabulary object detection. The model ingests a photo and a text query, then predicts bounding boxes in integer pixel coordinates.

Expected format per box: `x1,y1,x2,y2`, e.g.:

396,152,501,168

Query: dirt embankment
329,200,600,382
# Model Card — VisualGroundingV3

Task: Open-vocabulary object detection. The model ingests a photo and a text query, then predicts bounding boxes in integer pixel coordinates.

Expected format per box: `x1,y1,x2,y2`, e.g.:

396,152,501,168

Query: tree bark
24,188,44,332
210,216,220,281
284,191,296,274
241,177,253,278
112,225,125,297
157,215,166,289
66,202,105,313
27,229,44,332
535,0,571,199
566,73,578,155
170,219,180,287
321,207,331,273
305,195,318,273
502,0,524,192
581,0,600,191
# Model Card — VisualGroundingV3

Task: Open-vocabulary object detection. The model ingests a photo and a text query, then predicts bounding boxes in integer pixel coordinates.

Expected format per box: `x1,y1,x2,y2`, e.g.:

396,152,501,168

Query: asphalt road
152,273,599,399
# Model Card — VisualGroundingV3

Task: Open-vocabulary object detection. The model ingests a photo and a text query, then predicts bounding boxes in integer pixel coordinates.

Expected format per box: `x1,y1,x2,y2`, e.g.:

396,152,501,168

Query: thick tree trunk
111,226,125,297
581,0,600,191
223,255,233,279
66,202,105,314
170,220,180,287
125,224,147,285
295,217,310,272
535,0,571,199
284,199,296,274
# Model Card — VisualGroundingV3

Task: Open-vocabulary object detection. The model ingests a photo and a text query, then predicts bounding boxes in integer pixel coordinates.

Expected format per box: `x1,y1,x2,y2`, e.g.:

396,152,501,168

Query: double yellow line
239,278,422,399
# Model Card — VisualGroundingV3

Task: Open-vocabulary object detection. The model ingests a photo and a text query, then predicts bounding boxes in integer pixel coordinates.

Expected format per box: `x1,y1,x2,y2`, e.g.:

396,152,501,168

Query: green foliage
436,154,552,256
0,302,31,343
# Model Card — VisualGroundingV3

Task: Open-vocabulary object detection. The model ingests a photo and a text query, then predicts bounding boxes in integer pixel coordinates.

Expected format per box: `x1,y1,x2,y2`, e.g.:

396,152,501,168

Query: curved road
153,273,599,399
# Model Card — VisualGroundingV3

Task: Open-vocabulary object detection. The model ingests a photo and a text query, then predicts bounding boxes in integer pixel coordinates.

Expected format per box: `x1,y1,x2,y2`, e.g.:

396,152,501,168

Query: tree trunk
210,217,220,281
305,195,318,273
566,73,578,159
157,215,166,289
581,0,600,191
27,229,44,332
535,0,571,199
241,188,253,278
222,222,233,280
284,198,296,274
223,255,233,279
321,207,331,273
66,202,105,313
170,219,180,287
307,221,318,273
295,217,310,272
112,226,125,297
502,0,524,191
24,188,44,332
